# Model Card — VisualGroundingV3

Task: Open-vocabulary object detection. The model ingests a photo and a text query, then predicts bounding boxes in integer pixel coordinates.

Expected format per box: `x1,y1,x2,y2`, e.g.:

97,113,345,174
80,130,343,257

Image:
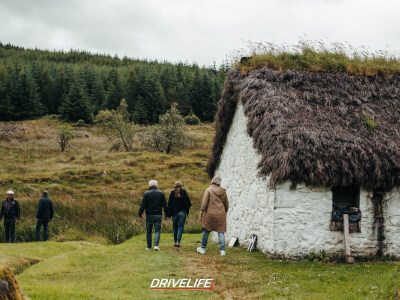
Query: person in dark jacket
139,180,168,251
168,181,191,247
35,190,54,241
0,190,20,243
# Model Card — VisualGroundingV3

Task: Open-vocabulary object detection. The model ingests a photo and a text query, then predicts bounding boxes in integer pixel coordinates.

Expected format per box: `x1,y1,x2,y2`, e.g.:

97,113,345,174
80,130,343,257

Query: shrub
95,99,137,152
309,250,331,263
141,103,192,154
74,119,87,127
184,113,200,125
57,125,75,152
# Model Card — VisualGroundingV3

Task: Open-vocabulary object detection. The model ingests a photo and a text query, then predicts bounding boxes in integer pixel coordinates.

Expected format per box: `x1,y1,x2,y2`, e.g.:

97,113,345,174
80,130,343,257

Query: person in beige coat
197,176,229,256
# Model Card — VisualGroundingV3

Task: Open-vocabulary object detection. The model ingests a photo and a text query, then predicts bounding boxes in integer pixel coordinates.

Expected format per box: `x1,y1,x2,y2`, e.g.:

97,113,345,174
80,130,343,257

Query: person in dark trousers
139,180,168,251
36,190,54,241
0,191,20,243
168,181,191,247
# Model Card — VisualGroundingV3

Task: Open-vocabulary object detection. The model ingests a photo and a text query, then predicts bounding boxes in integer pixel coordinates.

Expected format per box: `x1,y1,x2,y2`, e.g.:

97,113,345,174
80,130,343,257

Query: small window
332,186,359,210
330,186,361,233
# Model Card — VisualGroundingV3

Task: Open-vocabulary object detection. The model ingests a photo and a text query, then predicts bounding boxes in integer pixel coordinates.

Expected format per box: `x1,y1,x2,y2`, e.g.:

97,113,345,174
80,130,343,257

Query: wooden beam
343,214,354,264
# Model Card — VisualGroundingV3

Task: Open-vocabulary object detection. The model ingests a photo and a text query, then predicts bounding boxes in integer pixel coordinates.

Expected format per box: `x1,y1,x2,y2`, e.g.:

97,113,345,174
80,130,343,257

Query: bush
74,119,87,127
95,99,137,152
57,125,75,152
309,250,331,263
141,103,192,154
184,113,200,125
46,114,61,121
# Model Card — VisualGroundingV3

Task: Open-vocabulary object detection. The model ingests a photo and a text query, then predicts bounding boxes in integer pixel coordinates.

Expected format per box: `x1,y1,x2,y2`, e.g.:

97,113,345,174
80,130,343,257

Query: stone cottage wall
384,187,400,258
214,101,399,258
273,184,378,257
215,101,275,253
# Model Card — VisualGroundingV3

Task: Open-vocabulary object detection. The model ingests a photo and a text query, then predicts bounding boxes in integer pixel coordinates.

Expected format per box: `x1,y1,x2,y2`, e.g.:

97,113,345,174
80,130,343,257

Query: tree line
0,42,229,123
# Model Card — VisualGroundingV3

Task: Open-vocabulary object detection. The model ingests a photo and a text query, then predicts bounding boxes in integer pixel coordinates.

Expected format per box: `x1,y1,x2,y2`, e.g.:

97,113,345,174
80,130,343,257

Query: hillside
0,118,213,243
0,42,226,123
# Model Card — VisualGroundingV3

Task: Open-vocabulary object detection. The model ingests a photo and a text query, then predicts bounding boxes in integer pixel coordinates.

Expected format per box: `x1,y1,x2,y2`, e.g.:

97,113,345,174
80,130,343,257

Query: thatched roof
208,67,400,190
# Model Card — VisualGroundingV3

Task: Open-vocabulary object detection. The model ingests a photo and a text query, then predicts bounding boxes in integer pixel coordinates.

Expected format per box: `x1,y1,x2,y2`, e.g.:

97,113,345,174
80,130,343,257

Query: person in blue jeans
35,190,54,241
197,176,229,256
139,180,168,251
167,181,191,247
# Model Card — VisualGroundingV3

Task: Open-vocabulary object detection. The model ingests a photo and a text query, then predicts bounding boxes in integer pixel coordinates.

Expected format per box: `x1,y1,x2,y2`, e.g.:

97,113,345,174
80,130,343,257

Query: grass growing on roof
234,40,400,76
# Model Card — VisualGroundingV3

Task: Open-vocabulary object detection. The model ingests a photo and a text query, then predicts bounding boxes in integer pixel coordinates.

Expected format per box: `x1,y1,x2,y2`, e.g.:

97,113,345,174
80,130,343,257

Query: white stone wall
384,187,400,258
274,184,378,257
214,101,399,258
214,101,275,253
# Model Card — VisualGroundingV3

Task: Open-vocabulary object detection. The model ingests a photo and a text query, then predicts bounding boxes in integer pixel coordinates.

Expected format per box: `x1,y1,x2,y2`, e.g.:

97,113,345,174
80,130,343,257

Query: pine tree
199,73,217,121
106,68,123,109
59,75,93,123
131,95,148,124
140,77,167,124
10,68,44,120
124,70,140,113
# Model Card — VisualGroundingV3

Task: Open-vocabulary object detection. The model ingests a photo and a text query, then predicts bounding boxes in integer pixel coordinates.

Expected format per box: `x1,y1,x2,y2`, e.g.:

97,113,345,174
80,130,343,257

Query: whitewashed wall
215,101,275,253
214,101,399,258
273,183,378,257
384,187,400,258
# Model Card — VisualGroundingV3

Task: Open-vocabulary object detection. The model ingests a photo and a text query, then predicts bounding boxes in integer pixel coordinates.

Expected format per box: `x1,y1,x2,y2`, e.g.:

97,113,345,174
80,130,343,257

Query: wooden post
343,214,354,264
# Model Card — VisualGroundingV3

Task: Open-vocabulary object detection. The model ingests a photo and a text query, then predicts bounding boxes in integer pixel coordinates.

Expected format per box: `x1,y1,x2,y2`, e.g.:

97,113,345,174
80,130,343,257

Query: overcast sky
0,0,399,66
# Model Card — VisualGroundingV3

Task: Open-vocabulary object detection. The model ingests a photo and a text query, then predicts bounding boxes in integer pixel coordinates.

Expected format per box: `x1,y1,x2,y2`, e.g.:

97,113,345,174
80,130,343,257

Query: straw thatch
208,67,400,190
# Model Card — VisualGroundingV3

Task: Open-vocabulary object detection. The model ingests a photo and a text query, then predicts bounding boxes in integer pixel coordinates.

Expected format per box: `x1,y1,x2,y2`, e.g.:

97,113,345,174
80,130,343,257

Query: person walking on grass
0,190,20,243
168,181,191,247
139,180,168,251
36,190,54,241
197,176,229,256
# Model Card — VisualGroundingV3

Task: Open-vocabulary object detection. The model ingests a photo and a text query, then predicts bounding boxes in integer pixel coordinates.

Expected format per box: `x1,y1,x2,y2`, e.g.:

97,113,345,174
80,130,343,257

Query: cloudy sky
0,0,399,66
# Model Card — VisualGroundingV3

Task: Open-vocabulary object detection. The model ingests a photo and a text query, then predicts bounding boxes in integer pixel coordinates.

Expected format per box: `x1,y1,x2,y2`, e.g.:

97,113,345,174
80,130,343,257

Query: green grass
0,234,399,299
236,40,400,76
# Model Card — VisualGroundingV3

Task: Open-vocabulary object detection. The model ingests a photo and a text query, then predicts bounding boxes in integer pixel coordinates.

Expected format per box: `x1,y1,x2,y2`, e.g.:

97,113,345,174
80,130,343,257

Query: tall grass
232,40,400,76
0,120,213,244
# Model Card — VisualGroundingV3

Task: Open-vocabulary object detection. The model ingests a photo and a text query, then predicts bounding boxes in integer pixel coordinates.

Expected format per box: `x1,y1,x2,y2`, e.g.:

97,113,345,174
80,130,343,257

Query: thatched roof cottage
208,63,400,258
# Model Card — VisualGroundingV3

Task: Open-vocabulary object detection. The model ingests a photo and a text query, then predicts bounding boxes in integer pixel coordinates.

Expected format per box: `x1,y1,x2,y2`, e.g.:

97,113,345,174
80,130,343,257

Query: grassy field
1,118,400,299
0,234,399,299
0,118,213,243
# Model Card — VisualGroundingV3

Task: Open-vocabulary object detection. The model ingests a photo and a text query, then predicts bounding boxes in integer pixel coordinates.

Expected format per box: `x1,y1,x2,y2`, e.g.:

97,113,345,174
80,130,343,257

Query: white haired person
139,180,168,251
0,190,20,243
197,176,229,256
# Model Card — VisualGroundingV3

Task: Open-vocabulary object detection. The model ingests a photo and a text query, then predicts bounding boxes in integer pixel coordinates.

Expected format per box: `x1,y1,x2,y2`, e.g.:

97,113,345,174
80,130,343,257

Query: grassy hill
0,118,213,243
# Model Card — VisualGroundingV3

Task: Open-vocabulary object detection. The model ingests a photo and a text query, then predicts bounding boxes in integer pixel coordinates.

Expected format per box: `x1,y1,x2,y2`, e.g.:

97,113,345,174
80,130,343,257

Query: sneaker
154,246,160,251
197,247,206,255
146,248,151,250
220,250,226,256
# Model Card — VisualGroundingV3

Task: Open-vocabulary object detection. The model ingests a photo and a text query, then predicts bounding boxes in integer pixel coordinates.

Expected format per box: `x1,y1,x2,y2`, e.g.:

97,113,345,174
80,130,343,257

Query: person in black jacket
139,180,168,251
0,190,20,243
168,181,191,247
35,190,54,241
